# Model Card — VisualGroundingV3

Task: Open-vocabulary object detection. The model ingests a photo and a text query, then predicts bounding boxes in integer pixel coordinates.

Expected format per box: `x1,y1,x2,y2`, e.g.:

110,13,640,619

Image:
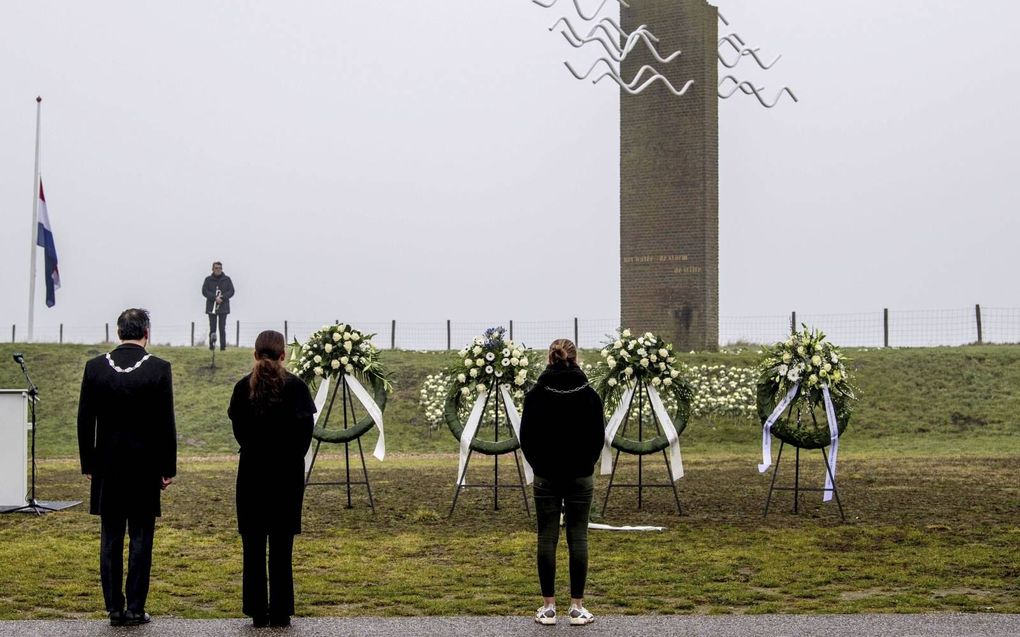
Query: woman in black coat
228,330,315,627
519,339,605,626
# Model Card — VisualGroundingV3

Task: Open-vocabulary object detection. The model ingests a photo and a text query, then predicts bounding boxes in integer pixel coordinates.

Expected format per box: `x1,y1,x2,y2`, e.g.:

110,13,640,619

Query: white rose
461,387,471,396
811,355,822,366
510,357,520,366
663,378,672,386
644,332,654,339
637,348,647,356
458,348,468,357
670,370,679,378
514,377,525,386
340,356,349,365
628,340,637,350
345,364,354,373
520,357,529,366
332,332,342,342
640,358,649,368
343,341,353,353
622,329,631,337
512,349,522,358
658,348,668,358
351,333,361,341
600,349,609,357
324,343,333,353
607,378,618,387
607,357,616,367
651,377,662,386
457,373,466,383
343,331,352,341
469,368,478,378
472,346,482,355
624,367,634,376
330,359,340,370
659,363,666,371
476,384,486,393
313,366,323,376
650,354,658,362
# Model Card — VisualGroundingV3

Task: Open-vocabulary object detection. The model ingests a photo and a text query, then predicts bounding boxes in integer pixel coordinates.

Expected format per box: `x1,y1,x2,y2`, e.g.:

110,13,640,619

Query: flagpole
27,96,42,342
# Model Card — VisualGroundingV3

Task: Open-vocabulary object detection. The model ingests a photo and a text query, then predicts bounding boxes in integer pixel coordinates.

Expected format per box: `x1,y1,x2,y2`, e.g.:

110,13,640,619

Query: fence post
236,320,240,348
883,308,889,348
391,320,396,350
446,320,451,351
106,323,110,343
790,311,796,335
11,325,14,343
975,304,983,344
60,324,64,344
574,317,579,348
190,322,194,347
284,320,289,344
509,320,514,341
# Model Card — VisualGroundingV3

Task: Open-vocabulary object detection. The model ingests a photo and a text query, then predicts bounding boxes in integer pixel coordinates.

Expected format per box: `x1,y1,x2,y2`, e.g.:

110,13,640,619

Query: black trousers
241,532,295,620
533,474,594,599
100,514,155,613
208,313,228,350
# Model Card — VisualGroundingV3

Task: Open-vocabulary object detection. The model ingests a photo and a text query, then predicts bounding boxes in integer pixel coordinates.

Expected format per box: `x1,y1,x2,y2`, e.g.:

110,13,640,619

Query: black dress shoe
269,616,290,627
123,610,152,625
108,610,126,626
252,615,270,628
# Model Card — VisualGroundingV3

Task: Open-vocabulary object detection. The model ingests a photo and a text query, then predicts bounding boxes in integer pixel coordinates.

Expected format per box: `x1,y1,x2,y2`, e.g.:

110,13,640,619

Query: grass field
0,343,1017,619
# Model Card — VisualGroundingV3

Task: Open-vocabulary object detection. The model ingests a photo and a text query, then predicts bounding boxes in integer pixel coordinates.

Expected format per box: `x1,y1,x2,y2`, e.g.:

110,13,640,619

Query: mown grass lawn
0,451,1016,619
0,344,1017,619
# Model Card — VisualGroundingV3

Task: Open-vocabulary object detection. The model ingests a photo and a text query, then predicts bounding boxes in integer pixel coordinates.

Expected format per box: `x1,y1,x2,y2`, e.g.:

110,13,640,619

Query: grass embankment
1,344,1018,457
0,344,1017,618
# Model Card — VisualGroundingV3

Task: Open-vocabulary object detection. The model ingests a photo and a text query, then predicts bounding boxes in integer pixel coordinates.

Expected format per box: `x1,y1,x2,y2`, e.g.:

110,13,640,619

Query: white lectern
0,390,29,508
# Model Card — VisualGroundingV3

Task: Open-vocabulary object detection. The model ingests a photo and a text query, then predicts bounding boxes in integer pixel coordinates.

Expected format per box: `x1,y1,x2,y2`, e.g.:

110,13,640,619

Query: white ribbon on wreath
304,374,386,464
599,384,684,482
757,383,841,502
456,384,534,487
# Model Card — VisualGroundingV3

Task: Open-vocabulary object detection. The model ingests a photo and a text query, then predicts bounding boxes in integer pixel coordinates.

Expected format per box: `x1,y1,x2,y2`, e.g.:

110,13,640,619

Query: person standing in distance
228,330,316,627
519,339,605,626
202,261,235,351
77,308,177,626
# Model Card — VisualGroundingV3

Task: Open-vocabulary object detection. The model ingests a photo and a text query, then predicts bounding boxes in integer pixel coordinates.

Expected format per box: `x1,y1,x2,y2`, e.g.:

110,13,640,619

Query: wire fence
7,306,1016,350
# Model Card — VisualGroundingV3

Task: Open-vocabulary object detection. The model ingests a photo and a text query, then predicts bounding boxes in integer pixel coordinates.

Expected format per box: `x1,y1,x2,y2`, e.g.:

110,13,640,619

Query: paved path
1,614,1017,637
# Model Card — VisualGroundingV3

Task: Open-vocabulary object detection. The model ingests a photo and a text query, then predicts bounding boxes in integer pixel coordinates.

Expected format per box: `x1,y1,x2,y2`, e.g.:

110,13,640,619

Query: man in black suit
77,308,177,626
202,261,235,351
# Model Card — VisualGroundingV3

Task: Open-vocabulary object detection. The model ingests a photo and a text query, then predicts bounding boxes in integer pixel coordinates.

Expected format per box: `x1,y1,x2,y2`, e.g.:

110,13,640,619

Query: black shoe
123,610,151,625
252,614,270,627
269,616,290,627
109,610,126,626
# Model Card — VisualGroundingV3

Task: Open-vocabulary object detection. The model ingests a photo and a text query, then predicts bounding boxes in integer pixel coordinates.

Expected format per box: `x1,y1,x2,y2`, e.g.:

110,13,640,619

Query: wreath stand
448,380,531,518
601,378,683,516
305,377,375,513
761,404,846,522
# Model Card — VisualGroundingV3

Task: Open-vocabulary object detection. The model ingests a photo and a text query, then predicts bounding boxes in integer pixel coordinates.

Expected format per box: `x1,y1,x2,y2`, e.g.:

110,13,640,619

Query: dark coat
228,373,315,535
202,273,234,315
520,363,606,481
77,344,177,517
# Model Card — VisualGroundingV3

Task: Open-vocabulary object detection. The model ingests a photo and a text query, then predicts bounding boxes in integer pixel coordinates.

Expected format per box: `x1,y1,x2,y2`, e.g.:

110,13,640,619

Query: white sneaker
568,606,595,626
535,607,557,625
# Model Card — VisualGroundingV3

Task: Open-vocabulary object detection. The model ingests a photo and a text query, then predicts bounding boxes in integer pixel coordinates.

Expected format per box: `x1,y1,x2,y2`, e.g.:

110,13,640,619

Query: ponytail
250,330,287,407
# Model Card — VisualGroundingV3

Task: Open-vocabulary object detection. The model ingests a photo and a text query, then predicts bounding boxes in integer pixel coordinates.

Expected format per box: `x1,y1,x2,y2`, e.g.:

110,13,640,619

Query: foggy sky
2,0,1018,341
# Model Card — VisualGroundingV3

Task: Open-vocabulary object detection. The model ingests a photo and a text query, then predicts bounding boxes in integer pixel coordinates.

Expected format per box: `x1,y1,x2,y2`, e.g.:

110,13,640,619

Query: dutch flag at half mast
36,180,60,307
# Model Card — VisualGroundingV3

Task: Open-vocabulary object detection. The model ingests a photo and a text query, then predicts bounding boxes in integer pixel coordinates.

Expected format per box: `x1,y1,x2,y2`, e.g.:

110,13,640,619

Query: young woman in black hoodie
519,339,605,626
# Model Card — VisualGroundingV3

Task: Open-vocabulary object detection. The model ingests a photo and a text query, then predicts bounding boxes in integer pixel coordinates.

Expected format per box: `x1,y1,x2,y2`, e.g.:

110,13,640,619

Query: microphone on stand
12,353,24,364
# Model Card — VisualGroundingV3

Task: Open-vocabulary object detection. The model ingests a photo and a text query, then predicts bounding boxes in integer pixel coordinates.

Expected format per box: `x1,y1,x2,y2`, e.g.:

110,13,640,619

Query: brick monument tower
620,0,719,351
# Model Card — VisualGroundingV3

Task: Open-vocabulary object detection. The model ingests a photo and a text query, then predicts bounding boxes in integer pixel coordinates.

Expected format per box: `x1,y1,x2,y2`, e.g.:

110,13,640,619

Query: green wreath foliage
755,326,858,449
591,329,695,456
289,322,391,444
310,372,389,443
443,378,534,455
443,327,535,456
